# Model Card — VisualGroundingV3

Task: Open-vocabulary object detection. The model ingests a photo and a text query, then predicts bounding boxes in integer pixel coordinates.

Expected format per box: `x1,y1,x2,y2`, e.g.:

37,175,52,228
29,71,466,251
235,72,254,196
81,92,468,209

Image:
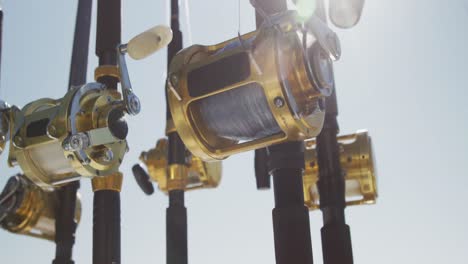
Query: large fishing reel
0,25,173,191
133,138,222,195
5,82,130,190
0,174,81,241
303,130,378,210
167,11,340,161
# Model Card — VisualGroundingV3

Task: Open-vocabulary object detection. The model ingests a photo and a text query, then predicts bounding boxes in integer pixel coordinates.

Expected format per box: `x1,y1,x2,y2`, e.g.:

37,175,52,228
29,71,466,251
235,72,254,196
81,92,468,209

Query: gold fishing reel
133,138,222,195
303,130,378,210
5,83,129,191
167,11,341,161
0,25,173,191
0,174,81,241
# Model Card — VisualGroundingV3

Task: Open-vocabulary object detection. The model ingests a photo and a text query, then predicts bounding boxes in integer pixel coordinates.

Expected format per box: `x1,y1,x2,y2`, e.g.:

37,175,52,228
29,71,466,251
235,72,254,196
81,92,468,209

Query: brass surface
94,65,121,81
303,130,378,210
91,172,123,192
167,164,188,191
140,138,221,192
167,15,327,161
7,84,128,190
0,175,81,241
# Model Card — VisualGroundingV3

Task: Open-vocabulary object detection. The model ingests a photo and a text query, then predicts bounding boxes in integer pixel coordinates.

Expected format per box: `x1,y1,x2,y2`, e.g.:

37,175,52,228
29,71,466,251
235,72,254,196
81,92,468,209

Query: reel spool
303,130,378,210
167,11,341,160
0,174,81,241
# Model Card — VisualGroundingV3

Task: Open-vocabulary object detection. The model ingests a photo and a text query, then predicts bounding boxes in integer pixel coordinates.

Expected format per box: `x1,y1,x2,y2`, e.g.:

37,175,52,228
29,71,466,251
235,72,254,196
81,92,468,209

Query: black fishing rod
166,1,188,263
252,1,314,264
53,182,80,264
93,0,122,263
54,1,92,263
0,7,3,80
314,1,353,263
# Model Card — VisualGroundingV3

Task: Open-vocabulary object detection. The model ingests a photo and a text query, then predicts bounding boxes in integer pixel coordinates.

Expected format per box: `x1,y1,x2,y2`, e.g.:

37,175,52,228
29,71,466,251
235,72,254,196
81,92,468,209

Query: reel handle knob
127,25,173,60
132,164,154,195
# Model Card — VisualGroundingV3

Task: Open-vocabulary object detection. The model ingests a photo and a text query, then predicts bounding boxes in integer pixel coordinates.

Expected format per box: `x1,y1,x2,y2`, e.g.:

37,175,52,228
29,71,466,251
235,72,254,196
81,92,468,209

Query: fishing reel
1,25,172,191
132,138,222,195
167,11,340,161
0,174,81,241
303,130,377,210
5,82,131,191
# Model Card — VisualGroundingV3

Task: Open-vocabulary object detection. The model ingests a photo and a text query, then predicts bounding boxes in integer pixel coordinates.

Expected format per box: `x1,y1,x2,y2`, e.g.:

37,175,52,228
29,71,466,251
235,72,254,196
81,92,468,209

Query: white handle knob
127,25,173,60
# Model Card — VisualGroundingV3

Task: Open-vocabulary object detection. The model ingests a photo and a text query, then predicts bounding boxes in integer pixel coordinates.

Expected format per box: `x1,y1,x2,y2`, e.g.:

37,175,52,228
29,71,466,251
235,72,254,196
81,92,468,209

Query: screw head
170,74,179,87
14,136,23,147
48,125,57,137
70,137,83,149
83,158,91,165
128,94,141,115
274,97,285,108
102,149,114,162
65,133,90,151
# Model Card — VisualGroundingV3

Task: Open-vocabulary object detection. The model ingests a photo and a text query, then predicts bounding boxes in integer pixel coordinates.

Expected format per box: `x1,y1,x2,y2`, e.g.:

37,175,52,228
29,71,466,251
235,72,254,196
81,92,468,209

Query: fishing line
182,0,192,45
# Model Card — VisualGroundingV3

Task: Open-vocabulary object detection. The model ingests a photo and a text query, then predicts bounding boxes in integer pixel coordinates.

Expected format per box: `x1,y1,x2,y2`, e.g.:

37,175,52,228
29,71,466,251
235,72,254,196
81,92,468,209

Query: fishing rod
0,4,86,263
92,0,123,262
54,1,92,263
159,3,339,264
0,0,169,263
93,1,171,263
165,2,189,263
130,2,340,264
132,1,197,263
254,1,377,264
0,6,6,154
313,1,370,263
251,1,314,263
132,137,221,263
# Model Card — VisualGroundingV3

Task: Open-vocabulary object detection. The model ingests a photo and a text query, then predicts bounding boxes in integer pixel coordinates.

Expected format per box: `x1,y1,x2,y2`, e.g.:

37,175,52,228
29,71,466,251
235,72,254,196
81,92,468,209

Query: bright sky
1,0,468,263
